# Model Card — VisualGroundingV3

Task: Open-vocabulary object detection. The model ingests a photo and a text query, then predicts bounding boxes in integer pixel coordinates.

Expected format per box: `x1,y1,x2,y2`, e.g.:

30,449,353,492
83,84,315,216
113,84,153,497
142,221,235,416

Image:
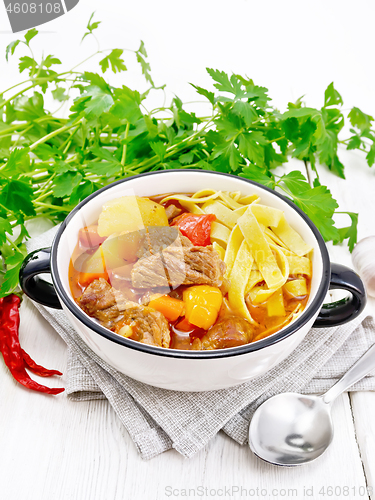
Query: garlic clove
352,236,375,298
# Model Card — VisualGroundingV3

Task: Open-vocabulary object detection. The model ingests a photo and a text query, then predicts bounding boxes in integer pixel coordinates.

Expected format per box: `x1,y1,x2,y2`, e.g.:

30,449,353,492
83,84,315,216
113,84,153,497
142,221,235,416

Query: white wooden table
1,1,375,498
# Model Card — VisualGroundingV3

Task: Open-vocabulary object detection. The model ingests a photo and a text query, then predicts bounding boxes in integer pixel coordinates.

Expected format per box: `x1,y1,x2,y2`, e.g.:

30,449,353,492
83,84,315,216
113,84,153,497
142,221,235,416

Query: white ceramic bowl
20,171,366,391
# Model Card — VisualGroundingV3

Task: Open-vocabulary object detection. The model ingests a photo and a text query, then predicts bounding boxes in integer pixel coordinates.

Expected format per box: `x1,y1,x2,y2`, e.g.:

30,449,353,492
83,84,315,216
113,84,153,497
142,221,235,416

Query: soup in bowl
20,170,366,391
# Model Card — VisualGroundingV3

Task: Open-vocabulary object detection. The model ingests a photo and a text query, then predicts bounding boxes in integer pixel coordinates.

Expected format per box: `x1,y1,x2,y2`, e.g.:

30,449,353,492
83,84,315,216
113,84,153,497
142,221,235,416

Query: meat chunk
165,204,181,220
136,226,192,259
114,306,170,348
77,278,170,347
193,316,256,350
78,278,129,328
131,244,226,289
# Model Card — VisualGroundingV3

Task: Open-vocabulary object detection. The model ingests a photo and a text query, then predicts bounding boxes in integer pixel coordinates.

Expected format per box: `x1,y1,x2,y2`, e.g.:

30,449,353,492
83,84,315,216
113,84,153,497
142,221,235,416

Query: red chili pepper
0,295,64,395
22,350,63,377
171,213,216,246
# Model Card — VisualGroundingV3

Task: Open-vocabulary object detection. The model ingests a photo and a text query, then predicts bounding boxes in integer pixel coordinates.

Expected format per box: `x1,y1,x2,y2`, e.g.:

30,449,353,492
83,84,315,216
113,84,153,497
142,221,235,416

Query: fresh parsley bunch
1,14,374,297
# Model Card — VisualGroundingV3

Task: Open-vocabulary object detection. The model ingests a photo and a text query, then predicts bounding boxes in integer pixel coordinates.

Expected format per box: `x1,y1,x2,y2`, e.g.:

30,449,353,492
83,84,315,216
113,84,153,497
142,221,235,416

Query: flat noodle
264,227,288,248
228,191,242,202
267,288,285,317
191,189,220,200
272,214,312,256
251,240,290,304
179,200,204,214
210,221,231,247
269,243,290,283
202,200,242,229
212,241,225,260
237,207,286,289
238,194,260,204
159,194,205,214
252,287,278,304
227,240,256,324
217,192,243,210
287,255,312,277
160,192,220,205
224,225,243,279
233,206,248,216
251,204,284,227
248,284,266,302
245,270,263,295
284,278,307,297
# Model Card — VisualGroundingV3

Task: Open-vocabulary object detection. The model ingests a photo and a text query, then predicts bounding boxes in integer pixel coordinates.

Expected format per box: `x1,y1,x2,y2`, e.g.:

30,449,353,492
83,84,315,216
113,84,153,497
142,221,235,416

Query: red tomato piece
171,213,216,246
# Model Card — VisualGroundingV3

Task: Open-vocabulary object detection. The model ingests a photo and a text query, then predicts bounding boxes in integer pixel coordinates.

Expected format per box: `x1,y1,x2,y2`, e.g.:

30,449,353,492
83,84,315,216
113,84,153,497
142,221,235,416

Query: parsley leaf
240,164,275,189
100,49,127,73
0,217,13,246
348,107,374,132
83,85,114,119
324,82,343,107
333,212,358,252
24,28,38,46
190,84,215,105
82,12,101,42
5,40,20,61
0,179,36,216
135,41,154,86
0,250,26,296
53,172,83,198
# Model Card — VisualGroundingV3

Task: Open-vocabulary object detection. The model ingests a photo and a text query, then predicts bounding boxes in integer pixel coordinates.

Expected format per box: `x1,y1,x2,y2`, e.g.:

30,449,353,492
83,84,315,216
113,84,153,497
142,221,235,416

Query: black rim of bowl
50,170,331,359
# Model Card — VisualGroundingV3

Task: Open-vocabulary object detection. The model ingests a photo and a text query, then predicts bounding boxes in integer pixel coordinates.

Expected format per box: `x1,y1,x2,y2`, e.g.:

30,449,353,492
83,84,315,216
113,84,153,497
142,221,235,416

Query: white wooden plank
350,392,375,500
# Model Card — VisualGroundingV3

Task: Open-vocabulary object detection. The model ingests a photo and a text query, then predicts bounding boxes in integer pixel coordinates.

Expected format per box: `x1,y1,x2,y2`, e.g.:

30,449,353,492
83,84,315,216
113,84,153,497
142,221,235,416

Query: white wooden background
1,1,375,499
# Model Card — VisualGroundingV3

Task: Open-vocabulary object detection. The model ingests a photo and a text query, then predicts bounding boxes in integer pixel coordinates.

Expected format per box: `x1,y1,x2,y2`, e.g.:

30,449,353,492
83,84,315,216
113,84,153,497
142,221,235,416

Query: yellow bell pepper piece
183,285,223,330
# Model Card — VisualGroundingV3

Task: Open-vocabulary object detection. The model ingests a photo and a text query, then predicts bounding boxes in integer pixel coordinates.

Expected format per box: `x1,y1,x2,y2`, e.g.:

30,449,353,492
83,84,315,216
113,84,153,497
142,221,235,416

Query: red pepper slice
0,295,64,395
171,213,216,246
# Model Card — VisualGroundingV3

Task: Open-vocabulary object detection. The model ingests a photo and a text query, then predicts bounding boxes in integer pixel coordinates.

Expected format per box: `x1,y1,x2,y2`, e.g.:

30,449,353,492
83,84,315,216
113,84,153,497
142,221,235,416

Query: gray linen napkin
26,226,375,460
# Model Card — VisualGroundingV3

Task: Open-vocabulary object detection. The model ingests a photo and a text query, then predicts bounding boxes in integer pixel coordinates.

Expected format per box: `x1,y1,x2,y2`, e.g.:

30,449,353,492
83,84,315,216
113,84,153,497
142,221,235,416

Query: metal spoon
249,342,375,466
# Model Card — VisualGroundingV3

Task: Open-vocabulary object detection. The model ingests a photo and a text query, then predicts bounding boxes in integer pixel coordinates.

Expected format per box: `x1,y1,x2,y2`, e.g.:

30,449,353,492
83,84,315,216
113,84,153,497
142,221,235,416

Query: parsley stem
69,51,100,72
59,124,80,151
34,190,53,203
1,84,35,109
0,115,53,136
0,203,11,215
34,202,69,212
121,122,130,173
2,78,33,94
5,235,19,252
304,160,312,187
135,138,203,173
29,119,82,151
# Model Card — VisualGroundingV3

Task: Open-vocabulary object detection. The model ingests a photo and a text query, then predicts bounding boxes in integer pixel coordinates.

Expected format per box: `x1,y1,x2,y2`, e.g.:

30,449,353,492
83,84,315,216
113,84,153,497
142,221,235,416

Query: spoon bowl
248,338,375,467
249,393,333,466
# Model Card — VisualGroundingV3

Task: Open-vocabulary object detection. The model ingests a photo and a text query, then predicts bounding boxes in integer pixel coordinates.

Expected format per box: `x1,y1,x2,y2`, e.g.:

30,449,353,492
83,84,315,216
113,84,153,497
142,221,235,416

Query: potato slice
80,247,105,274
97,196,168,237
81,237,128,274
101,236,131,270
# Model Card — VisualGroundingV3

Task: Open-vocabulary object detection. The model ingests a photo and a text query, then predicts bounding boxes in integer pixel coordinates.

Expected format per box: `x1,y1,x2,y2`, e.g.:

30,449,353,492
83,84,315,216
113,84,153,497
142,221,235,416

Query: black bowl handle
19,248,62,309
314,263,366,328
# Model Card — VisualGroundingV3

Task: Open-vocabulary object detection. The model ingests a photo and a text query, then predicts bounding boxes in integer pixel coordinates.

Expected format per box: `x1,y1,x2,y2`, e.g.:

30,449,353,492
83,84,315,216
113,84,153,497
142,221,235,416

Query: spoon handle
323,342,375,404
